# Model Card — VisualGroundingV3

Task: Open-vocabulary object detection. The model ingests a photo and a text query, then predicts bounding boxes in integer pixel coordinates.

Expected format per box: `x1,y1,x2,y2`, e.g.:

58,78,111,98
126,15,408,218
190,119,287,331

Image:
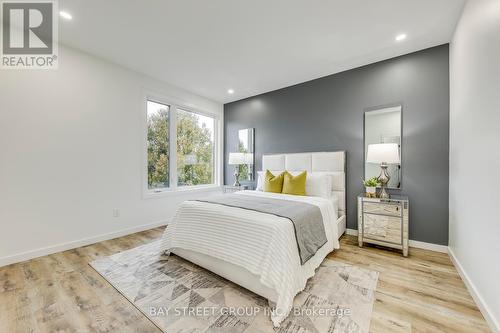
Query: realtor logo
1,0,58,69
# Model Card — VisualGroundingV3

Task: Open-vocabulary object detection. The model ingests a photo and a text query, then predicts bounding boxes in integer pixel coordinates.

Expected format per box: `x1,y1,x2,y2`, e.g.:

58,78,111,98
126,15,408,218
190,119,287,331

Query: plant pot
365,186,376,196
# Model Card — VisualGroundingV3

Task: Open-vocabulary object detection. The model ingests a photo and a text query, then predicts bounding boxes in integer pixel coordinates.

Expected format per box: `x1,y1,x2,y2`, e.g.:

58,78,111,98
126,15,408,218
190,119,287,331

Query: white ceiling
59,0,466,104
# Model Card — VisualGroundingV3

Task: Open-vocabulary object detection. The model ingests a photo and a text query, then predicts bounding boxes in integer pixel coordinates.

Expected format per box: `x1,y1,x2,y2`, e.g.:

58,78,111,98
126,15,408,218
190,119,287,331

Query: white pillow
305,173,332,198
256,171,264,191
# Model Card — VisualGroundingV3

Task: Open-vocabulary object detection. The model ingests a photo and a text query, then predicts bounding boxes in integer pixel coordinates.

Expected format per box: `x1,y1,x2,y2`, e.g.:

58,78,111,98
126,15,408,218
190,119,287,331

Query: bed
160,151,346,326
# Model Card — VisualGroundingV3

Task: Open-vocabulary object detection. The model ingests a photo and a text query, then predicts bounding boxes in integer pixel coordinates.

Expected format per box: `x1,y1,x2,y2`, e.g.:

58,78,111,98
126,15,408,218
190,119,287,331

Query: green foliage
363,177,380,187
147,108,169,188
238,140,249,181
147,109,214,188
176,110,214,186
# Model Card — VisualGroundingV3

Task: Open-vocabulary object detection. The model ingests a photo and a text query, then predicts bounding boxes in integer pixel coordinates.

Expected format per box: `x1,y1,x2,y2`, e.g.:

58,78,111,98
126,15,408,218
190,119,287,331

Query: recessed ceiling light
59,11,72,20
395,34,407,42
227,89,234,94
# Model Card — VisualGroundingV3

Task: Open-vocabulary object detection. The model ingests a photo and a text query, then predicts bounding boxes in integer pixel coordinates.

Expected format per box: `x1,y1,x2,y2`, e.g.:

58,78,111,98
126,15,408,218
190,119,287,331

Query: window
177,109,215,187
145,97,218,195
147,100,170,190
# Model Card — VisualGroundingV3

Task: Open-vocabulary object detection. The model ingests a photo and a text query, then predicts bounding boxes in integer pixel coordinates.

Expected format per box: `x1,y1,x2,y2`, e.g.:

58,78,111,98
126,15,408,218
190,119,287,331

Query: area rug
90,241,379,333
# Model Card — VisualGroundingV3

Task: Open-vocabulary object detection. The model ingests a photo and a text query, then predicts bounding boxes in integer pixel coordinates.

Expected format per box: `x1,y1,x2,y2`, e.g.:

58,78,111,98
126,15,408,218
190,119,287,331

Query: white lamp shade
228,152,245,165
366,143,400,164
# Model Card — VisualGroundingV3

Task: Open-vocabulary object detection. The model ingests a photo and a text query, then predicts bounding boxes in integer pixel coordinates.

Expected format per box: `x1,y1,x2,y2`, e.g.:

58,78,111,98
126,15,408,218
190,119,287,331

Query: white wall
449,0,500,331
0,45,223,267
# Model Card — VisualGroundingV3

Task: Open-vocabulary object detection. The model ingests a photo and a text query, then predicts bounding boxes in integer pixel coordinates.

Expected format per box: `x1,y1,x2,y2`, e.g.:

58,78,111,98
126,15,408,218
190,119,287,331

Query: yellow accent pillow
264,170,284,193
282,171,307,195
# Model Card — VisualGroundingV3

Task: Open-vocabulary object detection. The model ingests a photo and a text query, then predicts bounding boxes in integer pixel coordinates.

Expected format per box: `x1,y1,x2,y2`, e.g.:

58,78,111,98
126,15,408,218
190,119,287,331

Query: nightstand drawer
363,213,402,244
363,201,401,216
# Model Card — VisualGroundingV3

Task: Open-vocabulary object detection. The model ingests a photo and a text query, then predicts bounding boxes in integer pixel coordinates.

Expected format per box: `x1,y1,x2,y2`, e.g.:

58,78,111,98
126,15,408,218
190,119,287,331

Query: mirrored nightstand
357,194,409,257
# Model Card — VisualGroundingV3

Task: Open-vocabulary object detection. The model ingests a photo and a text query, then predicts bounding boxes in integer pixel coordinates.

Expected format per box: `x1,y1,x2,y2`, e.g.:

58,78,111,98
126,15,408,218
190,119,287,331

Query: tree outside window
146,100,215,190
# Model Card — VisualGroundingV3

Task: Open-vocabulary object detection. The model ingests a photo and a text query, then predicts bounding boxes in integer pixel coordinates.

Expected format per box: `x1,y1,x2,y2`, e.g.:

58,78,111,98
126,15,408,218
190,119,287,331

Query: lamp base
379,186,390,199
377,163,391,199
233,170,240,187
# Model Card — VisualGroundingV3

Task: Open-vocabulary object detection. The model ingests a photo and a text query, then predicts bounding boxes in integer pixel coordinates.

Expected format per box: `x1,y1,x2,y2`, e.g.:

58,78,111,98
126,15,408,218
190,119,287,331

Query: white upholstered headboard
262,151,346,218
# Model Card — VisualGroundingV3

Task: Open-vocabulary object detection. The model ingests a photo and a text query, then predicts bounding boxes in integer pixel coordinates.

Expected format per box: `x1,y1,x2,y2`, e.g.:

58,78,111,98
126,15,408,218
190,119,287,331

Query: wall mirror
364,105,402,189
238,128,255,181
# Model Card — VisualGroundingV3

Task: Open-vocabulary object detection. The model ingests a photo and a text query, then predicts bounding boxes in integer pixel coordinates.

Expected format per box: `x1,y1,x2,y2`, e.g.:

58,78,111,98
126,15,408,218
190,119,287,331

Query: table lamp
366,143,400,199
228,152,245,186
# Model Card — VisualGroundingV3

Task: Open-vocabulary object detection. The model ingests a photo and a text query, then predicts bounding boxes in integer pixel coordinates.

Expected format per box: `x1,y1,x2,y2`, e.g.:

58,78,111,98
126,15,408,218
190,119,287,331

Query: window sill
143,184,221,199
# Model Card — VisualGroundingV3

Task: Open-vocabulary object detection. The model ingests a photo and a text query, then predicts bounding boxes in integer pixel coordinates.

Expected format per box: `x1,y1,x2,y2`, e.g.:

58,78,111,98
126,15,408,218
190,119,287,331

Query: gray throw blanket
195,194,327,265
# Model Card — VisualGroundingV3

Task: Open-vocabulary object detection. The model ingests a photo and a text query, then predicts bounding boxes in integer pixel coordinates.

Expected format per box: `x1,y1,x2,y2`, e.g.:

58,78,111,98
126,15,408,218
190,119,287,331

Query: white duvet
160,190,340,326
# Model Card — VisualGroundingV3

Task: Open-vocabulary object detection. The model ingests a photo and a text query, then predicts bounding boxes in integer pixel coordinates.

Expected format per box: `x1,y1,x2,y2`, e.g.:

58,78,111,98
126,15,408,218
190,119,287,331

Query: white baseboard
346,228,498,332
408,239,449,253
0,220,169,268
448,247,500,333
345,228,448,253
345,228,358,236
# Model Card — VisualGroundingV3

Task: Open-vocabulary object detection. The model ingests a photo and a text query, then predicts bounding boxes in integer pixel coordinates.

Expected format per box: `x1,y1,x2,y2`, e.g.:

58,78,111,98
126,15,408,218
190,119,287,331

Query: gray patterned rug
90,241,378,333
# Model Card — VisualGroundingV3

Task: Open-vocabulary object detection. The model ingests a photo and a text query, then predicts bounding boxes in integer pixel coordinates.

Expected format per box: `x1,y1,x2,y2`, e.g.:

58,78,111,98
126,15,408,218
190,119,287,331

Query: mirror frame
363,103,403,190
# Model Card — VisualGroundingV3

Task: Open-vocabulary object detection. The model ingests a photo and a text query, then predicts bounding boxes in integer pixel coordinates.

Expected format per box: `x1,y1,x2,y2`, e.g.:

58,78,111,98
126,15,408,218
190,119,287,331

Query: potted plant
363,177,380,197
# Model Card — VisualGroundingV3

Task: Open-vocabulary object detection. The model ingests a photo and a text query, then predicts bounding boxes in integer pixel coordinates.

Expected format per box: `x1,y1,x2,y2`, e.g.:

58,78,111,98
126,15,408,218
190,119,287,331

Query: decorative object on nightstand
362,177,380,198
228,153,252,186
366,143,400,198
357,194,409,257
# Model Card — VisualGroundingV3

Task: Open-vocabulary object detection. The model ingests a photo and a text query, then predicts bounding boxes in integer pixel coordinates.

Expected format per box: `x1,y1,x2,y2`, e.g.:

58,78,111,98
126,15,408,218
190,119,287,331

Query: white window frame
142,91,221,199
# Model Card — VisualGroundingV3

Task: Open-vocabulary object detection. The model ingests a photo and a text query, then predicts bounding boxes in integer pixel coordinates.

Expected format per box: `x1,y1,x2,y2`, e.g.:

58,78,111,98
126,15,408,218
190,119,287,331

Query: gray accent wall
224,44,450,245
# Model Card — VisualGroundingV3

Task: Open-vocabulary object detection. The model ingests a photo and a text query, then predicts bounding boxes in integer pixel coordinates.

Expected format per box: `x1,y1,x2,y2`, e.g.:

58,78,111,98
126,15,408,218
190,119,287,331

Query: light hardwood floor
0,228,490,333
